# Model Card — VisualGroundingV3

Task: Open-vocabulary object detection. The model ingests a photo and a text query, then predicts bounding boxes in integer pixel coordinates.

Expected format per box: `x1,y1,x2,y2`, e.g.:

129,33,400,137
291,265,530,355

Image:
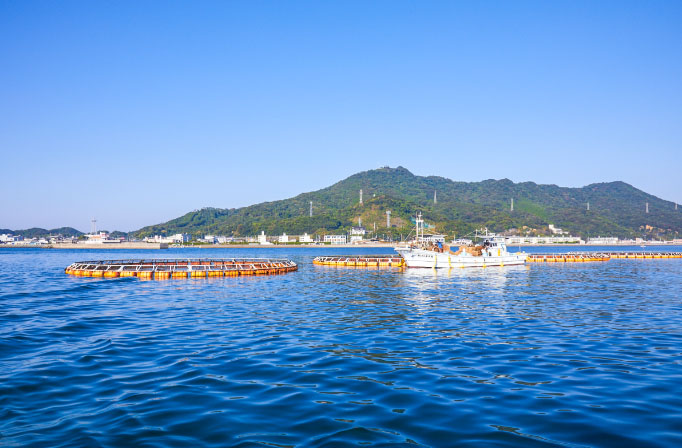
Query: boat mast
416,212,424,244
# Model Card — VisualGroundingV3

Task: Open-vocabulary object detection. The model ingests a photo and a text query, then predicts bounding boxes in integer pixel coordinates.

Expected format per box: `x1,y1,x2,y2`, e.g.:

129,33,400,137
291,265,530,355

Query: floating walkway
65,258,297,279
313,255,405,267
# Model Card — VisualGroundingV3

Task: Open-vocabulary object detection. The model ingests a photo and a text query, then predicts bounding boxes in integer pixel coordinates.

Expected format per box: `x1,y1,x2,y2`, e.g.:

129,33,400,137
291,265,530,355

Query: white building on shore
548,224,566,235
84,232,121,244
299,233,313,243
350,226,366,243
324,234,347,244
258,231,272,245
422,234,446,244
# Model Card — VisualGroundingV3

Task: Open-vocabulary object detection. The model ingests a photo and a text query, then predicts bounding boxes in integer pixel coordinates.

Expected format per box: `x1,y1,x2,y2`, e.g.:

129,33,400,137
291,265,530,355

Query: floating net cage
526,251,682,262
526,253,611,263
313,255,405,267
65,258,297,279
603,252,682,259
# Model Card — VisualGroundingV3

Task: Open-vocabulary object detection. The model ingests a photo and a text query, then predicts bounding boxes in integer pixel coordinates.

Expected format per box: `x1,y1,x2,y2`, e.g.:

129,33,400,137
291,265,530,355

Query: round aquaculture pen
65,258,298,279
313,255,405,267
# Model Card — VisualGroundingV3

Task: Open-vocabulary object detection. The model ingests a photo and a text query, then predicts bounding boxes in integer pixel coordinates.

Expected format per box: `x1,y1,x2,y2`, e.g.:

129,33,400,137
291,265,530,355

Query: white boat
395,214,527,268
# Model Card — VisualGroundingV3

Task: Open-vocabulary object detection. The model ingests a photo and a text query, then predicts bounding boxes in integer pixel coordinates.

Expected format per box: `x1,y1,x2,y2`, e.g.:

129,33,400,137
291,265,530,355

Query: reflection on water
400,264,527,291
1,247,682,447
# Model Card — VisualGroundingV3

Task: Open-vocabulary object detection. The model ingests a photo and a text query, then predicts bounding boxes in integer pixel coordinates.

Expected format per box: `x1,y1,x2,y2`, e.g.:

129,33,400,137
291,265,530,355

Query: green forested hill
132,167,682,239
0,227,84,238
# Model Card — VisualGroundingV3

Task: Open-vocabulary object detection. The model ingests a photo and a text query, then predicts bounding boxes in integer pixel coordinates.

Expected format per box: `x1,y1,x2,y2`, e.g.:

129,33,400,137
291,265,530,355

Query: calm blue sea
2,246,682,447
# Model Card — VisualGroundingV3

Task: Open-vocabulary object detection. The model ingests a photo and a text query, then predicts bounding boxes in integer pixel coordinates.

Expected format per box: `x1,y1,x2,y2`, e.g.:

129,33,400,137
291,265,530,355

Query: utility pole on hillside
309,201,313,217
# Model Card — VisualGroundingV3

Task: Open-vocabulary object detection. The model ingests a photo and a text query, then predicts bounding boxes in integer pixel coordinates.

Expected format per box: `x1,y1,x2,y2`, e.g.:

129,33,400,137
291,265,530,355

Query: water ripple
1,247,682,446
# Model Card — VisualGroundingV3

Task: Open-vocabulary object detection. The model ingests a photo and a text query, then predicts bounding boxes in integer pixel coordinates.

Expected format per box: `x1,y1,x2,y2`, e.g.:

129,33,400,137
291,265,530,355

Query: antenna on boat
90,218,97,235
415,212,424,243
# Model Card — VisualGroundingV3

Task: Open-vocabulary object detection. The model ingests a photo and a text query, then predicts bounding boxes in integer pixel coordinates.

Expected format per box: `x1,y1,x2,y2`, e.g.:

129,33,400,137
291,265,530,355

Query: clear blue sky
1,1,681,232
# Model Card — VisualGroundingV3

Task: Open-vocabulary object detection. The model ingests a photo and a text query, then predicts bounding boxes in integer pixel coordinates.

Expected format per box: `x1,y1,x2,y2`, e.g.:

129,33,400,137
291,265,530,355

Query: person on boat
437,241,443,252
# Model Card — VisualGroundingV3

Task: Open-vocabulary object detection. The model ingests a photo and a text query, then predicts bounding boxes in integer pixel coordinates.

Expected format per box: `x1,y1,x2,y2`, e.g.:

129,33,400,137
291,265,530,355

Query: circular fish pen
313,255,405,267
65,258,298,279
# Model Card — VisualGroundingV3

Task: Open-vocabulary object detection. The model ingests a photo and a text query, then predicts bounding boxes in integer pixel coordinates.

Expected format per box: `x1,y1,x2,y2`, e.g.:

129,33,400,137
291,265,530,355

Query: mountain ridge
131,167,682,239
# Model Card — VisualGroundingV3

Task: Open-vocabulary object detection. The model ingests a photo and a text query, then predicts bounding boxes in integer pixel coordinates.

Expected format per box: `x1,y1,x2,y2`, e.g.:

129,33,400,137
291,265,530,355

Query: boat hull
395,247,526,268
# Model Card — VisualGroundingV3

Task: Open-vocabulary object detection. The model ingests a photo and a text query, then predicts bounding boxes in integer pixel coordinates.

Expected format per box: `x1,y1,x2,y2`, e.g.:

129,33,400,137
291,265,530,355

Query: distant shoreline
2,242,680,250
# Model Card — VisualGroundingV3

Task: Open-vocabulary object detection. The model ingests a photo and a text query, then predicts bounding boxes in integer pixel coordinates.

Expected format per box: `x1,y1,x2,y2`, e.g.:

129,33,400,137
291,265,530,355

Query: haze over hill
132,167,682,240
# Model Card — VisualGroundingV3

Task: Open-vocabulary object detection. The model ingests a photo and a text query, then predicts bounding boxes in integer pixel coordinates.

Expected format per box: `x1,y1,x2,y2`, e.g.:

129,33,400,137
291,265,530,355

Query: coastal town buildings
587,237,619,245
85,232,123,244
506,235,584,245
0,234,23,243
145,233,191,244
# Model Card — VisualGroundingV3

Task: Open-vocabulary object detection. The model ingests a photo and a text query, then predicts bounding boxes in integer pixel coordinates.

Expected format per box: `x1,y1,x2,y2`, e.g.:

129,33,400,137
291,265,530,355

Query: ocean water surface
1,246,682,447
